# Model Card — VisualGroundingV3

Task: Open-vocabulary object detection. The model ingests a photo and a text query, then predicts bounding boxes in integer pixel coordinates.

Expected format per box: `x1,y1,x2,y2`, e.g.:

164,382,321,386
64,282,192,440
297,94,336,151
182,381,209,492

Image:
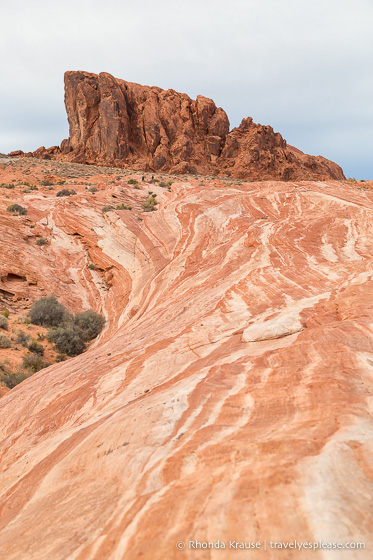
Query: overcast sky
1,0,372,179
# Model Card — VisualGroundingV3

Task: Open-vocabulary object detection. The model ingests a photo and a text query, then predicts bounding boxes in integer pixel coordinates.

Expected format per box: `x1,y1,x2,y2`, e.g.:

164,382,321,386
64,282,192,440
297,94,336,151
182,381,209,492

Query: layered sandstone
0,157,372,559
12,71,345,181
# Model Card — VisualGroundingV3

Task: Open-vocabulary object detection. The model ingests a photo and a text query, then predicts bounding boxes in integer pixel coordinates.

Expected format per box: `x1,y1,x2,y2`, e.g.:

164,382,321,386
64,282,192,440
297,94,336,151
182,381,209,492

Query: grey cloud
1,0,372,178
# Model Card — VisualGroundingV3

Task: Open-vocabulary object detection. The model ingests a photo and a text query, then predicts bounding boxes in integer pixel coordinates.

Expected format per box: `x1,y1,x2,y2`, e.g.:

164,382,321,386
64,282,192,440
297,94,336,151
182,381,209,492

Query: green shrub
56,189,76,197
57,180,66,185
143,196,158,212
1,310,9,318
0,316,8,330
74,310,105,341
102,205,115,213
56,353,68,362
28,340,45,355
48,324,85,356
128,179,138,185
0,361,28,389
87,263,97,270
36,237,48,246
16,330,31,347
29,295,67,327
0,334,11,348
7,204,27,215
22,354,50,374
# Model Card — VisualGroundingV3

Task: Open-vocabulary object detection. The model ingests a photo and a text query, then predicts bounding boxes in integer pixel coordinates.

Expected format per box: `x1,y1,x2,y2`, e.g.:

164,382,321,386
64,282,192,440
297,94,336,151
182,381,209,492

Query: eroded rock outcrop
13,71,345,181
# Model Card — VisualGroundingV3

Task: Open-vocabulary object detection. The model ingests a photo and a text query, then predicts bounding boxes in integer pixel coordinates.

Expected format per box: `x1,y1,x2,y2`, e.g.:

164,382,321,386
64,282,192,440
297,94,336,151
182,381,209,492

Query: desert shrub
0,316,8,330
74,310,105,341
0,183,15,189
40,180,52,186
102,205,114,213
0,334,11,348
57,180,66,185
48,324,85,356
56,189,76,197
29,295,67,327
88,186,98,193
116,204,132,210
22,354,50,373
128,179,138,185
28,340,45,355
7,204,27,215
1,310,9,318
56,353,68,362
87,263,97,270
0,361,28,389
16,315,30,325
36,237,48,246
143,196,158,212
16,330,31,347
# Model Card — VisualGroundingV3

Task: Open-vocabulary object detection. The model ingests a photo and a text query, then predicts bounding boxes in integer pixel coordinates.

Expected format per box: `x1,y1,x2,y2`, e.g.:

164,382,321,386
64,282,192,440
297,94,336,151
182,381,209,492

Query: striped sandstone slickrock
0,164,372,559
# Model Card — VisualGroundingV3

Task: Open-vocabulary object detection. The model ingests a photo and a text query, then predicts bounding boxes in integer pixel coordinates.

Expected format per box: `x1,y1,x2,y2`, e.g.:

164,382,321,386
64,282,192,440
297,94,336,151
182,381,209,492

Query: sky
1,0,372,179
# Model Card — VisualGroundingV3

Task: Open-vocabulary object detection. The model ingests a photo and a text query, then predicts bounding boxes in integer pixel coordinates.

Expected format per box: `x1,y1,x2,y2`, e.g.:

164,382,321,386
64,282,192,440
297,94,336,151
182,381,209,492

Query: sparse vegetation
41,179,52,186
0,316,8,330
0,334,11,348
116,203,132,210
102,205,115,213
159,180,173,188
1,310,9,318
29,295,67,327
88,186,98,193
56,189,77,197
128,179,138,185
28,296,105,357
27,340,45,355
6,204,27,215
0,361,28,389
47,324,86,356
74,310,105,341
143,196,158,212
15,330,31,347
36,237,48,246
22,354,50,374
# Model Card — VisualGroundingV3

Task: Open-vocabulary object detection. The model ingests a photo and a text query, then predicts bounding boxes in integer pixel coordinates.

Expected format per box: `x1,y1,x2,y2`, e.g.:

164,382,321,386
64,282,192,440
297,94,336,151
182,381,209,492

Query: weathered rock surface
12,71,345,181
0,159,372,559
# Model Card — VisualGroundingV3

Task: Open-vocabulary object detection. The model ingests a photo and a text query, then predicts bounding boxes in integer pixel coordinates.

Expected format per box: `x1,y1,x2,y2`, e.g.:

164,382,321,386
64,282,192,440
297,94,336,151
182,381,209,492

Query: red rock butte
0,154,372,559
10,70,345,181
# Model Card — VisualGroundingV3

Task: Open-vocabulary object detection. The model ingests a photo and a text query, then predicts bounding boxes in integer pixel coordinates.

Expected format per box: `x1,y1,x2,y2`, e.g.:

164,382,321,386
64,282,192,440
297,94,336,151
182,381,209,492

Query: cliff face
0,157,372,559
14,71,345,181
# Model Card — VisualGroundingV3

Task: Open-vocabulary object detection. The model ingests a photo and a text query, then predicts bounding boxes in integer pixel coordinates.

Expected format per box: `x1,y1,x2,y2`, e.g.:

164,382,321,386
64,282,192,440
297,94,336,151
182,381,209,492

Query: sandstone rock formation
0,157,372,559
11,71,345,181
